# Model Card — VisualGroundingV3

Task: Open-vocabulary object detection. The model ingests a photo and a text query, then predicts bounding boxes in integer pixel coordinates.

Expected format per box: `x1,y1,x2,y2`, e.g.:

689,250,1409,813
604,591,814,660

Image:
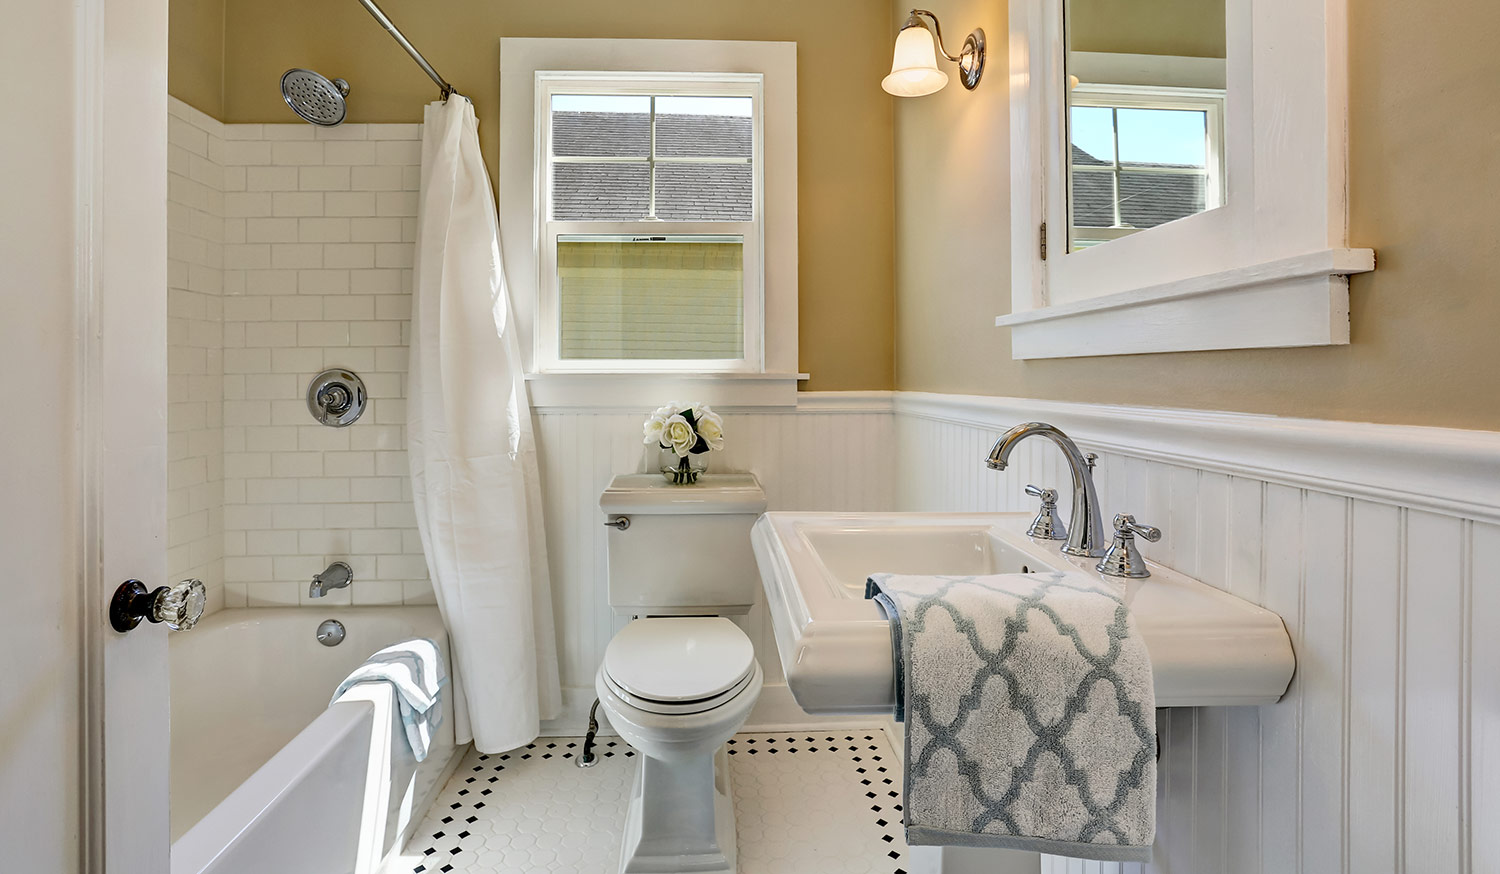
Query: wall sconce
881,9,985,97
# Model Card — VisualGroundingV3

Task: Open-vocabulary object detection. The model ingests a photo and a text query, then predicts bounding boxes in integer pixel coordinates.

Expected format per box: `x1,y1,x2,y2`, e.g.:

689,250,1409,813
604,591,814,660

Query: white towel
332,638,447,762
867,572,1156,862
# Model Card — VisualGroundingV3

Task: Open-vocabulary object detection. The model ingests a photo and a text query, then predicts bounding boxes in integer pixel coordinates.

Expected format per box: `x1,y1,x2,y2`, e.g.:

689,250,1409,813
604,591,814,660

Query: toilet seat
601,618,756,715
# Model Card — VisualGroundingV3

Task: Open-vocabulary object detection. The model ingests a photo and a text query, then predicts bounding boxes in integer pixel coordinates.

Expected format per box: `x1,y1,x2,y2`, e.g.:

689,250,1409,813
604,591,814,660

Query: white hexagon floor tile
392,730,909,874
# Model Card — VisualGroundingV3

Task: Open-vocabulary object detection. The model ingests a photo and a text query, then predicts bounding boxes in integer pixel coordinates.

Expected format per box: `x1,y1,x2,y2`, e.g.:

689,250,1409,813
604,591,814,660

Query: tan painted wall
1070,0,1226,59
894,0,1500,431
169,0,224,117
211,0,895,391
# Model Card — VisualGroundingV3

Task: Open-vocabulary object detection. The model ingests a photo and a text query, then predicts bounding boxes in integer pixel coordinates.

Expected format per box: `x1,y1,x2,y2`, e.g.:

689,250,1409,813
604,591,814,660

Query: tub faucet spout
985,422,1106,558
309,561,353,598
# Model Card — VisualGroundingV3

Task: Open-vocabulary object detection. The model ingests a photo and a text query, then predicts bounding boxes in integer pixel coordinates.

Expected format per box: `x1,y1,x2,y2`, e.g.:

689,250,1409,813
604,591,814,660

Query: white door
0,0,172,871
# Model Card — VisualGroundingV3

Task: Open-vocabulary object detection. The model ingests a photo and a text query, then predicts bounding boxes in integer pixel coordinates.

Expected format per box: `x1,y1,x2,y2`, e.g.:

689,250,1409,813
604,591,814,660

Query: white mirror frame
1001,0,1375,359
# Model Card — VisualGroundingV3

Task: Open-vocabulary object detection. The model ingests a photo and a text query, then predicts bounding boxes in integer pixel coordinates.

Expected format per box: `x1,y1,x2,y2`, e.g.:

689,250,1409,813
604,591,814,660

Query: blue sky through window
1071,105,1207,167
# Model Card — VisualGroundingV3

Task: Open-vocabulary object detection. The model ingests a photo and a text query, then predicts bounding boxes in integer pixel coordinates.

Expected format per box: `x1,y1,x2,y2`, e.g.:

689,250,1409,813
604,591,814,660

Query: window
536,76,764,372
1067,86,1225,251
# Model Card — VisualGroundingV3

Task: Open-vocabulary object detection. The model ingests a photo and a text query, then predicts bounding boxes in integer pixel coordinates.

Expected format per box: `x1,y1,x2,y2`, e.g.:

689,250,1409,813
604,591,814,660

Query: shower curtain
407,97,561,752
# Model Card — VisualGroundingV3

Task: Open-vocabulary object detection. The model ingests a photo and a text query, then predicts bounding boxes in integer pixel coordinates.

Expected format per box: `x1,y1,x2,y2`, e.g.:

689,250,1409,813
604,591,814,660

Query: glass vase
659,448,709,484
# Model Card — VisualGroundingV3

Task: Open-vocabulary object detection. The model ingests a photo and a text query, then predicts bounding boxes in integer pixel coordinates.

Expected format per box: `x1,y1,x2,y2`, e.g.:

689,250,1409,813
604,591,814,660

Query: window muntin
536,75,763,372
1067,87,1225,251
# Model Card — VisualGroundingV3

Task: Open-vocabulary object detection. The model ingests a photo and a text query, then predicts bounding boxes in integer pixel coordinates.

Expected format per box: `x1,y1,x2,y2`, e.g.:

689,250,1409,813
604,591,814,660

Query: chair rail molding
894,392,1500,525
1005,0,1373,358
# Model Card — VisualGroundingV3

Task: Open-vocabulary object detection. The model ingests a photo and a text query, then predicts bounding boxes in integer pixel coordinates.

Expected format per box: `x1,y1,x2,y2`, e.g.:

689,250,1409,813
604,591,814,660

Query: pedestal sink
751,511,1295,713
749,511,1295,873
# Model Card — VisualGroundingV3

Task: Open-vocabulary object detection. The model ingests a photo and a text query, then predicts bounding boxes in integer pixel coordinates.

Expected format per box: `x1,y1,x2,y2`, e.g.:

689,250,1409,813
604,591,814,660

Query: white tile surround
217,113,428,609
167,96,434,611
167,96,1498,872
167,100,226,613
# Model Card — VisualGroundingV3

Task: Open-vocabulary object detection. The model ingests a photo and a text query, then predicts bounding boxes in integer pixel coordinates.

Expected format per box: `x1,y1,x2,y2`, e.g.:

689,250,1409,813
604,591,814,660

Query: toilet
596,473,768,874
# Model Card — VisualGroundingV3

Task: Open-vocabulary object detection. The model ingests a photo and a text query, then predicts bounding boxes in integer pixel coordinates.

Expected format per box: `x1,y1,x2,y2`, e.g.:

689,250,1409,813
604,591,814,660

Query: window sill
525,371,809,412
995,248,1375,359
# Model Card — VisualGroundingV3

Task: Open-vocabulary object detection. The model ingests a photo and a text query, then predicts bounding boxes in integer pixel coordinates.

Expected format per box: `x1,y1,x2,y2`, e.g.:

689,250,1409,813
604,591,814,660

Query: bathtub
169,606,461,874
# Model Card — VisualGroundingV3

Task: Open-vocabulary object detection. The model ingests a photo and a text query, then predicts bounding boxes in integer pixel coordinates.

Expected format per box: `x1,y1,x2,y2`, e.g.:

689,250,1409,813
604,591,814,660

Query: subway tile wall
217,112,431,608
167,100,226,614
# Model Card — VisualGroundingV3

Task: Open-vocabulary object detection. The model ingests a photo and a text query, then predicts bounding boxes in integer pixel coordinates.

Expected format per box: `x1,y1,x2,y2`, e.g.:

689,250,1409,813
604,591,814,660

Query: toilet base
617,745,737,874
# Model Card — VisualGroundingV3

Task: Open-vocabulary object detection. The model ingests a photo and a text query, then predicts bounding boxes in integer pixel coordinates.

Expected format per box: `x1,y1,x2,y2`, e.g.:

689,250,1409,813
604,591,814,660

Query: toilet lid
602,617,755,703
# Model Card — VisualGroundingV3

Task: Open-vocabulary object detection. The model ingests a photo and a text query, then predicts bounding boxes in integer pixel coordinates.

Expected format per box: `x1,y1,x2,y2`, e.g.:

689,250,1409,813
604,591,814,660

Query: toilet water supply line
576,699,602,768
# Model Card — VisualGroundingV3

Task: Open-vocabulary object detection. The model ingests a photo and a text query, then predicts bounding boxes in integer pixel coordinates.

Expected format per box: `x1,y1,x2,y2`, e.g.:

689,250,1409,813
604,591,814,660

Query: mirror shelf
997,248,1374,359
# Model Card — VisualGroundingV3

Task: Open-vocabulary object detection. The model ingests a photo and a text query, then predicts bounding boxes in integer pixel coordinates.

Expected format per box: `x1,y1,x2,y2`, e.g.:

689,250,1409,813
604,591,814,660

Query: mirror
1064,0,1227,252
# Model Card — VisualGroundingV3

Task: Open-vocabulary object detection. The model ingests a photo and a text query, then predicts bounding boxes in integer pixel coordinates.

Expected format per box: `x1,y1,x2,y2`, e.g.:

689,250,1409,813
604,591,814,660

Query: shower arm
355,0,458,100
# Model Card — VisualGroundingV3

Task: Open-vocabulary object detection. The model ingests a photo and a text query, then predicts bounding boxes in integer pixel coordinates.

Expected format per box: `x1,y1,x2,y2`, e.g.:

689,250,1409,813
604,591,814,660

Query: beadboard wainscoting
891,392,1498,874
536,395,896,733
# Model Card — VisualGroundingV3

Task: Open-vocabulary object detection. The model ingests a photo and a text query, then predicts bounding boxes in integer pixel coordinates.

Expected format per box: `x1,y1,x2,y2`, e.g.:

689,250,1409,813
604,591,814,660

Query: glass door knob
110,578,206,633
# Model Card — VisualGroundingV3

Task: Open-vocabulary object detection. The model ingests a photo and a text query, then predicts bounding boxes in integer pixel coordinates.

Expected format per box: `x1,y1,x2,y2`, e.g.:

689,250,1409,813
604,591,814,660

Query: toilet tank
599,473,768,616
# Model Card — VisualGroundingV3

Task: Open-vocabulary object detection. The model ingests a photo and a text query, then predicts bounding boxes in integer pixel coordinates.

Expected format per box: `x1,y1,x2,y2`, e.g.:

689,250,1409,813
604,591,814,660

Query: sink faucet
985,422,1106,558
309,561,353,598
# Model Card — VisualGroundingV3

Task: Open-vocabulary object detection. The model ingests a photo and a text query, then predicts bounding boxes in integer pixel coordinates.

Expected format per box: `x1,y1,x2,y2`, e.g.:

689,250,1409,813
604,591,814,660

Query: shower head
280,68,350,126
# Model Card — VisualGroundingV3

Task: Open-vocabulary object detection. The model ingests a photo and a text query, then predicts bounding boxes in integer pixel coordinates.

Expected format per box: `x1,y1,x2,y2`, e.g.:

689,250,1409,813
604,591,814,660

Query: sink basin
750,512,1295,713
798,524,1055,598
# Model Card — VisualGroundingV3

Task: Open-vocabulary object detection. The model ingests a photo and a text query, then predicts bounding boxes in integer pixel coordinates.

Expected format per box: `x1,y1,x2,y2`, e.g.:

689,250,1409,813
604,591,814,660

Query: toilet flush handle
604,516,631,531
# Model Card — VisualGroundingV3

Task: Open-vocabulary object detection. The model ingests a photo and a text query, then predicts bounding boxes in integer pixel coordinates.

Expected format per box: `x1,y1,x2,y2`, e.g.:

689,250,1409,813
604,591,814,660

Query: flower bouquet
643,402,725,485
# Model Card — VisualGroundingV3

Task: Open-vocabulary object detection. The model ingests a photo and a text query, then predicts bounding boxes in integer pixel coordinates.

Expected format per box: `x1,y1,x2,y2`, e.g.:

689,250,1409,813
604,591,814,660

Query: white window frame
1003,0,1375,359
536,73,764,374
1067,85,1226,249
499,38,800,409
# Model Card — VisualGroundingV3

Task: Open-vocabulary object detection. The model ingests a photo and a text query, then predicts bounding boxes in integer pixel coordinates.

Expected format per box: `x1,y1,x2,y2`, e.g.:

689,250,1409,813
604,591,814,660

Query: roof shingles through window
551,111,753,221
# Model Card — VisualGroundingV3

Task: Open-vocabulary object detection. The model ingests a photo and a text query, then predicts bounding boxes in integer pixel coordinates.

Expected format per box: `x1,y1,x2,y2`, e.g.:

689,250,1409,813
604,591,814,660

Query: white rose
662,414,697,458
642,411,667,446
693,407,725,451
643,403,684,446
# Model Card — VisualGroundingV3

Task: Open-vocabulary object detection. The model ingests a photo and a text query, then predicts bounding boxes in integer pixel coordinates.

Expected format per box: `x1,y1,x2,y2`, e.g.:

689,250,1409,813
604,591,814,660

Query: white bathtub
169,606,460,874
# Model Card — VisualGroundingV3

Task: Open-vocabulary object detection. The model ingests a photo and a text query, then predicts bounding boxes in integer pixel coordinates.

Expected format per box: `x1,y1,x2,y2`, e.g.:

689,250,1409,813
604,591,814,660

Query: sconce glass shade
882,24,949,97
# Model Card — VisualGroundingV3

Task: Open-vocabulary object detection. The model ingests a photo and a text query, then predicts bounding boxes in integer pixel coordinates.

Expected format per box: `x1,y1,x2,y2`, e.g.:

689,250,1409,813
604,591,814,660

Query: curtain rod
355,0,458,99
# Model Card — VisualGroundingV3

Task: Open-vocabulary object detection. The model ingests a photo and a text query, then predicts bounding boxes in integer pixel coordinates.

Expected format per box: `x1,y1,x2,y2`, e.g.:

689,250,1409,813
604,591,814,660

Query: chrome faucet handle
1095,513,1161,579
1023,483,1055,501
1023,484,1067,541
1117,514,1161,542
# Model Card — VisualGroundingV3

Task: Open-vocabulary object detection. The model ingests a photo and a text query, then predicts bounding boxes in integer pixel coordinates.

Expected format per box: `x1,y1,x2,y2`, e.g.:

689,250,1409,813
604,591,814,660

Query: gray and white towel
866,572,1156,862
332,638,448,762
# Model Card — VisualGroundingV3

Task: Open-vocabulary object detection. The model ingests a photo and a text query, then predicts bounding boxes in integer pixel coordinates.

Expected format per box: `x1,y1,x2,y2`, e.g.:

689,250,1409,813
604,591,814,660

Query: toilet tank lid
600,473,767,515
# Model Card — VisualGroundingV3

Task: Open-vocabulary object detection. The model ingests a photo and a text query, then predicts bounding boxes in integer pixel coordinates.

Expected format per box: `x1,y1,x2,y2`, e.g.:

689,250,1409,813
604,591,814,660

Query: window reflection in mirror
1064,0,1227,252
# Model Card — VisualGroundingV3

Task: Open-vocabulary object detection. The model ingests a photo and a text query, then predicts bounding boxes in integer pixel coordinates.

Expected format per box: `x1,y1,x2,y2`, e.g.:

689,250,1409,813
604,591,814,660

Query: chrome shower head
280,68,350,126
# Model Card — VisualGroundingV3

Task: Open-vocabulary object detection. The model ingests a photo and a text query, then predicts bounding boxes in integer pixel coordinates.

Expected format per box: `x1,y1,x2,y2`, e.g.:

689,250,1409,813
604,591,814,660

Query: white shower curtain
407,97,561,752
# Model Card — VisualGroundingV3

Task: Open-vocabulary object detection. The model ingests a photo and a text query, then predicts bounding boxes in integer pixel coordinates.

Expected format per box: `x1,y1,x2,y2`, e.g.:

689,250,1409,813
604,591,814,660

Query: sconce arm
907,9,964,63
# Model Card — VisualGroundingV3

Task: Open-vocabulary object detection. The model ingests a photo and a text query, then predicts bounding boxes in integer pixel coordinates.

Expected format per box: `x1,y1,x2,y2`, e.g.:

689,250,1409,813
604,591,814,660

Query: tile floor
395,730,910,874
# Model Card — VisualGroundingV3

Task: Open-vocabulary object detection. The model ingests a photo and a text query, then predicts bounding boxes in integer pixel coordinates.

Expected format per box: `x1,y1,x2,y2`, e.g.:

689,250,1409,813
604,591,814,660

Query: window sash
537,219,763,373
1066,84,1226,251
535,73,765,372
